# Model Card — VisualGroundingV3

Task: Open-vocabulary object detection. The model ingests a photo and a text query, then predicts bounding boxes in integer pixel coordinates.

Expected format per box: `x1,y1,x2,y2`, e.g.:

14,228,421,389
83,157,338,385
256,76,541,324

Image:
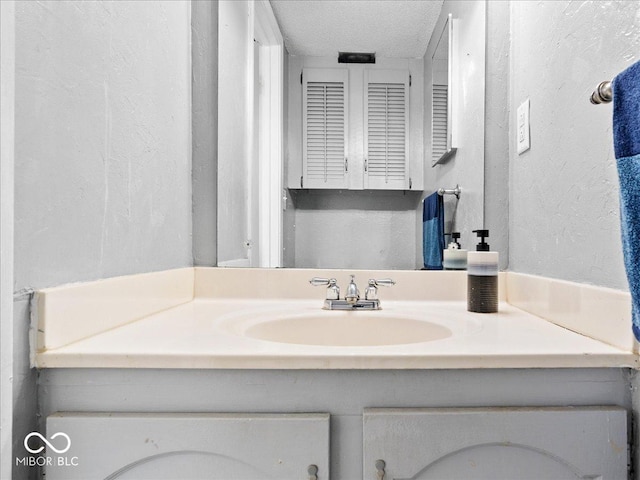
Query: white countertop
36,298,637,370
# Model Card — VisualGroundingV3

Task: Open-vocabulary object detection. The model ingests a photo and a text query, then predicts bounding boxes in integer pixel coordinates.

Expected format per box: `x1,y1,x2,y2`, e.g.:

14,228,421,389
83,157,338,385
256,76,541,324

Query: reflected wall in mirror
425,1,485,256
216,0,486,270
217,0,284,268
431,14,457,166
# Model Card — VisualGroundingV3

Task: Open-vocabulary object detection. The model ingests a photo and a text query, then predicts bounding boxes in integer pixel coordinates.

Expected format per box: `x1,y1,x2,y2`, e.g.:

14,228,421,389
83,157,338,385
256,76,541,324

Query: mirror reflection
431,14,456,166
217,0,486,270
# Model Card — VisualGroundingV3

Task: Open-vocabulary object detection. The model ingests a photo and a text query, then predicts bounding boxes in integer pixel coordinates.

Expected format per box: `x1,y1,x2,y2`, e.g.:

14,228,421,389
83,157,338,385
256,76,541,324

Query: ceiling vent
338,52,376,64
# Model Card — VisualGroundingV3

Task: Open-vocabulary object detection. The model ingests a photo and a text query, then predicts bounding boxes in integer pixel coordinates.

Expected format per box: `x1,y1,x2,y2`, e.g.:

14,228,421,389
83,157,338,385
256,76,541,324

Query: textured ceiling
270,0,445,58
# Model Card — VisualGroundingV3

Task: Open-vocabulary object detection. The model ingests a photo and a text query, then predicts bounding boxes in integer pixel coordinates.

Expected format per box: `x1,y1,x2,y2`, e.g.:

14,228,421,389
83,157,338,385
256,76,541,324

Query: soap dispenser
443,232,467,270
467,229,499,313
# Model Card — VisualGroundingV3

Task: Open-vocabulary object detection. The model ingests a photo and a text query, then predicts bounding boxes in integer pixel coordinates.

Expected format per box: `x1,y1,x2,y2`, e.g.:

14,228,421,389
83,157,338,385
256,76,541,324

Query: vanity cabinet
45,413,330,480
39,369,632,480
363,407,628,479
289,57,424,191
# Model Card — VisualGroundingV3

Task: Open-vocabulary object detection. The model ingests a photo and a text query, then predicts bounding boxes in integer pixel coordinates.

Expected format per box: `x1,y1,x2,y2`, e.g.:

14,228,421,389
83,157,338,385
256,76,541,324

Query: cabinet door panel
46,412,330,480
303,68,349,189
411,444,589,479
363,407,627,480
107,452,274,480
364,69,410,190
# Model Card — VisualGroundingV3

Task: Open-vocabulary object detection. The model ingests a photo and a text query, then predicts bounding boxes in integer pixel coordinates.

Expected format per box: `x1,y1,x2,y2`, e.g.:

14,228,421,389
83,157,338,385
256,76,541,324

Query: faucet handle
309,277,340,300
370,278,396,287
365,278,395,301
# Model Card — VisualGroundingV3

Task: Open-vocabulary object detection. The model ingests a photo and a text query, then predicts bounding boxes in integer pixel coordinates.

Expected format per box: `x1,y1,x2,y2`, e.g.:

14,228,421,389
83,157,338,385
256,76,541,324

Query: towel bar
590,81,612,104
438,185,461,199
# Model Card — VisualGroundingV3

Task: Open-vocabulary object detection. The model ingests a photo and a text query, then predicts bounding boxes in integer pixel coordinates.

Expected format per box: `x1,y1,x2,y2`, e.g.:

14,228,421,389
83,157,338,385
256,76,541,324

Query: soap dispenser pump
443,232,467,270
467,229,499,313
451,232,462,249
474,229,490,251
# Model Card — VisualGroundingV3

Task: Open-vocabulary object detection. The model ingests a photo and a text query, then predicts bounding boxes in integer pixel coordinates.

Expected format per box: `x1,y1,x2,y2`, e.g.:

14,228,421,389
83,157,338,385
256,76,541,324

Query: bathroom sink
219,309,455,347
244,313,452,346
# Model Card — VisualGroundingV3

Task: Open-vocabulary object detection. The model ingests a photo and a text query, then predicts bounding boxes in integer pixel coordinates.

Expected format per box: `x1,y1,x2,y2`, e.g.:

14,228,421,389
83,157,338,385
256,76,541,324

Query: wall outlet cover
517,98,531,154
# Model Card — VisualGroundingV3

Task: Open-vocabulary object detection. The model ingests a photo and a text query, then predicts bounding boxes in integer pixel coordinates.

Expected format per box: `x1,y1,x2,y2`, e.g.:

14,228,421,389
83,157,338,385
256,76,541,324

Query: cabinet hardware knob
307,464,318,480
375,459,385,480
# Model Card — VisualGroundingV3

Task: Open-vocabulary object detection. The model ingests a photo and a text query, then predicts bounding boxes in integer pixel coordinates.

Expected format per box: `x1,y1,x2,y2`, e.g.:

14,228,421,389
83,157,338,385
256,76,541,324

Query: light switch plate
517,98,530,154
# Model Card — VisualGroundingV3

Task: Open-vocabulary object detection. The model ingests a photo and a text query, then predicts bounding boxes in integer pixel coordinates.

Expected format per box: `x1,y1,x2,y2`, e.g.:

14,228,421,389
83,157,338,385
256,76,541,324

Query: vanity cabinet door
363,407,627,479
46,412,330,480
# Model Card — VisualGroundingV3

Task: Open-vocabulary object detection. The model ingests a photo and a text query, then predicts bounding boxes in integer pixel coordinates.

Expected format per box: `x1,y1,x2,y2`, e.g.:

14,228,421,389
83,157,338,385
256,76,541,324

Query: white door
363,407,627,479
46,412,330,480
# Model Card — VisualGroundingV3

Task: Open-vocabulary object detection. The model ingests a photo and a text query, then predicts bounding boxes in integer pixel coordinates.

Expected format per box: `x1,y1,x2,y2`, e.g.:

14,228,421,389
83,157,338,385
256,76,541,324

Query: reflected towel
612,59,640,341
423,192,445,270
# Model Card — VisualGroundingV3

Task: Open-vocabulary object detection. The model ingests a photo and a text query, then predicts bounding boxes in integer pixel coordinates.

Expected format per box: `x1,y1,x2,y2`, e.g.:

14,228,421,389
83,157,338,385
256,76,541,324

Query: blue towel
423,192,445,270
612,60,640,341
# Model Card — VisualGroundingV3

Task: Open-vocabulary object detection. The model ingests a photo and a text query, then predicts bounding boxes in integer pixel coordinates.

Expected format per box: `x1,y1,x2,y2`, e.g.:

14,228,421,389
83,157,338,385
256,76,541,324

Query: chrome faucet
309,275,395,310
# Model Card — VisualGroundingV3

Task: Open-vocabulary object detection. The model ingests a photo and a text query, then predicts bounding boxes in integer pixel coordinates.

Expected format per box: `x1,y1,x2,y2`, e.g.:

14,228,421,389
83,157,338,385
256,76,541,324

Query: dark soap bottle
467,229,499,313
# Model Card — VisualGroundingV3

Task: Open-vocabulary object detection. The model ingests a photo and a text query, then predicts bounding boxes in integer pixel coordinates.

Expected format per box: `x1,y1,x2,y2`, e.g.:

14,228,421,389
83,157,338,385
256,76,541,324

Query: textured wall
13,3,192,478
508,0,640,289
15,0,192,289
484,0,510,270
422,0,487,257
507,2,640,474
192,1,218,266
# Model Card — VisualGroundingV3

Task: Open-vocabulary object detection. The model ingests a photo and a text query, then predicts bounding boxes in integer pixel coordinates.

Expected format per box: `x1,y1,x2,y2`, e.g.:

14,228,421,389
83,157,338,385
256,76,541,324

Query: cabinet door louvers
303,68,349,189
365,69,410,190
432,84,448,162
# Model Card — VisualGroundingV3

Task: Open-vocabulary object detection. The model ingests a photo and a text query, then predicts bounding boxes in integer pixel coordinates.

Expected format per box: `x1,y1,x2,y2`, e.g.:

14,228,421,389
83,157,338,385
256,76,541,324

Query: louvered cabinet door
302,68,349,189
364,69,410,190
432,84,448,162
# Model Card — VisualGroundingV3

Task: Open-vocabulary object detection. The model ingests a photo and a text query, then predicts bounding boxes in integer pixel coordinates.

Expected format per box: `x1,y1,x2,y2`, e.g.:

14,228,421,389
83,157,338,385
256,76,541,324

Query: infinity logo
24,432,71,454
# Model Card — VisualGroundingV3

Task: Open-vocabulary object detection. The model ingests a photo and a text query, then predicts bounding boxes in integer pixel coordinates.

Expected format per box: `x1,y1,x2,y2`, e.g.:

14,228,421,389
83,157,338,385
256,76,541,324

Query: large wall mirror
216,0,486,271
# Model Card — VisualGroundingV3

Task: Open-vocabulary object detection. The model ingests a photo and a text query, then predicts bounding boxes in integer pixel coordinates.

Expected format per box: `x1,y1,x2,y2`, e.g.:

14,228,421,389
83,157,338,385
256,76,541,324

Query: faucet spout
345,275,359,304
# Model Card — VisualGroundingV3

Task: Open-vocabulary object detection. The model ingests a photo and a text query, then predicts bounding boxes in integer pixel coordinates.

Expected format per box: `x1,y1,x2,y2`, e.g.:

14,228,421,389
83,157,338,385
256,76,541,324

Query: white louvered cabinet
302,68,349,189
298,65,418,191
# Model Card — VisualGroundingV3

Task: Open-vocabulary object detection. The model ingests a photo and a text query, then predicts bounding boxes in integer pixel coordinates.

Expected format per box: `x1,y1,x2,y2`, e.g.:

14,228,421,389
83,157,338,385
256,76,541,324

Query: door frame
251,0,283,268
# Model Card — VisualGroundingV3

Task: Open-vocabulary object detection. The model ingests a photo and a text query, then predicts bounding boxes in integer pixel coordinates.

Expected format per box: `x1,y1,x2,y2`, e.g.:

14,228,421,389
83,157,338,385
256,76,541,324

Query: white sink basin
216,304,480,347
244,312,452,346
